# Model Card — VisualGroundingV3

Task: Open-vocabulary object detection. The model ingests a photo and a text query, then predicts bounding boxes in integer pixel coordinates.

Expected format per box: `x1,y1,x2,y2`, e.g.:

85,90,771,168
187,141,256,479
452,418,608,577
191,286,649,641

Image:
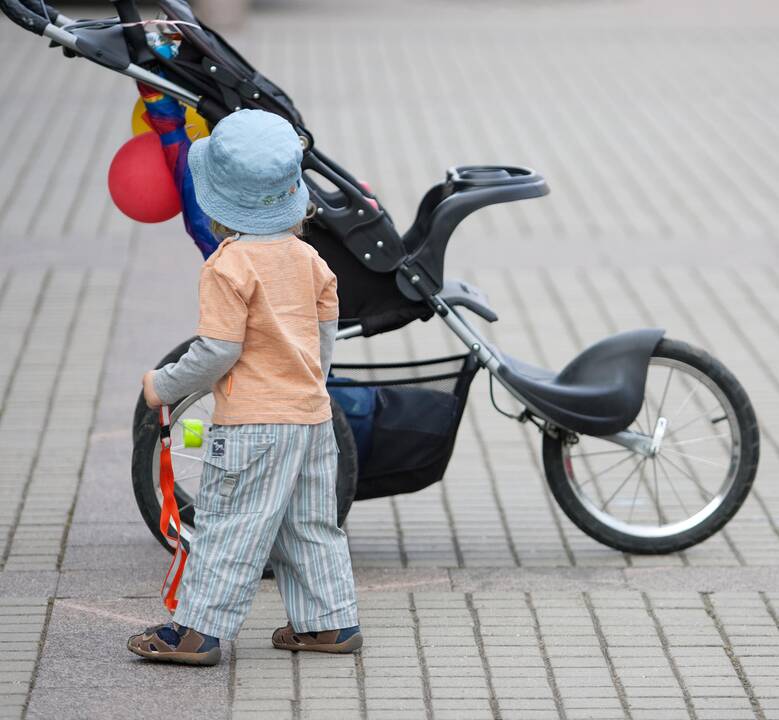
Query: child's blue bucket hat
188,109,309,235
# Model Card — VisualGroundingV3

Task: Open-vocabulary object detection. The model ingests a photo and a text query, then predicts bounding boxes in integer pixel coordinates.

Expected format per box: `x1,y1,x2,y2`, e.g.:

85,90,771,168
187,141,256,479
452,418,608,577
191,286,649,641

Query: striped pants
172,420,359,640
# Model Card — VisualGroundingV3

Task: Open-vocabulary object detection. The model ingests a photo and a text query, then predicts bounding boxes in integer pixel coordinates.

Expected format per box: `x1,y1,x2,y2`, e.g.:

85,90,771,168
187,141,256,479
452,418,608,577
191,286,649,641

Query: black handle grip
0,0,49,34
18,0,57,24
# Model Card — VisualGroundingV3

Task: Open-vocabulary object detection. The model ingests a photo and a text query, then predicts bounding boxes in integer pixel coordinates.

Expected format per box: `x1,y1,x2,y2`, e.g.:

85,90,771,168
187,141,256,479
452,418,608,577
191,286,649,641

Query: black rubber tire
131,338,359,556
542,338,760,554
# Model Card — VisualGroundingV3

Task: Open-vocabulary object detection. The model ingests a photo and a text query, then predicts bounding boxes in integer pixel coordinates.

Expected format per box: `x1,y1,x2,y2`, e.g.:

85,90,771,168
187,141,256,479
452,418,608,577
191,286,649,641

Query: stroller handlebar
0,0,50,34
0,0,201,107
19,0,59,25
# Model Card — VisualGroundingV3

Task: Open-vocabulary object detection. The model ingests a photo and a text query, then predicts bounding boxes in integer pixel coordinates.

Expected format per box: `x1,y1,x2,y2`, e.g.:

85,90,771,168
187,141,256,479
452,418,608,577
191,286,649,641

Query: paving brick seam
640,592,698,720
54,270,124,573
0,270,82,572
353,649,369,719
465,592,502,719
50,81,125,239
0,270,49,422
389,496,409,568
408,593,434,720
524,591,567,720
701,594,765,720
582,593,633,720
758,592,779,632
20,597,53,720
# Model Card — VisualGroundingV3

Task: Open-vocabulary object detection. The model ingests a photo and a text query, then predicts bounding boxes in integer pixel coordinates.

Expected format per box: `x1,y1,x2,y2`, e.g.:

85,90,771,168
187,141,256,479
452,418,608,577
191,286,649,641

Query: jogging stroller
2,0,760,558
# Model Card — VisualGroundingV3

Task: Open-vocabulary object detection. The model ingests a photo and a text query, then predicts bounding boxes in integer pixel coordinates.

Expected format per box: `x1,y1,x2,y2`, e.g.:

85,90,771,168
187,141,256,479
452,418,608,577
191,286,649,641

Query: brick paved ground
1,1,778,718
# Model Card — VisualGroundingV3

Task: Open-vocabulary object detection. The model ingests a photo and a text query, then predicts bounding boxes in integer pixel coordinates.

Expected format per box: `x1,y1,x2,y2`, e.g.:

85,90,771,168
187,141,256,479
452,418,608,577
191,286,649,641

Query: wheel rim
152,391,215,544
560,357,741,540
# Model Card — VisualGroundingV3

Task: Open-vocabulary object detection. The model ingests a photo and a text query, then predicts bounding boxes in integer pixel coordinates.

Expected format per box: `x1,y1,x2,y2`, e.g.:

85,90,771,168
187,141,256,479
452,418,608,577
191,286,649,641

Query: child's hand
143,370,162,410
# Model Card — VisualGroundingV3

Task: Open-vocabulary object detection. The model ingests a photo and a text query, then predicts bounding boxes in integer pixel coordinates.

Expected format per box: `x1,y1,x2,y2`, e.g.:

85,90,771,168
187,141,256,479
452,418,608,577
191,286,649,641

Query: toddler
128,109,360,665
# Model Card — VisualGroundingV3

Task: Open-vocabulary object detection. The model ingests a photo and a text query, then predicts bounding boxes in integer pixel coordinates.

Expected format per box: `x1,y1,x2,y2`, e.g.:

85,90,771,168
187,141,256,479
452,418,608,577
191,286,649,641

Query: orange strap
159,405,188,613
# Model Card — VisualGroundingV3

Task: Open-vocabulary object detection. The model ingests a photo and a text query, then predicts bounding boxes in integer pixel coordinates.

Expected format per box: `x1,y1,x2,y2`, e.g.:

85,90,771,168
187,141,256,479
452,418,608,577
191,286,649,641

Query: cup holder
446,165,540,189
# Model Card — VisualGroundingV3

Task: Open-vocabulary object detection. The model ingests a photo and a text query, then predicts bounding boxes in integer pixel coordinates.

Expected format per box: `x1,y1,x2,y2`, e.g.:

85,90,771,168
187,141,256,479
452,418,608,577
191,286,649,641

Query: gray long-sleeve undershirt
153,319,338,406
153,336,242,406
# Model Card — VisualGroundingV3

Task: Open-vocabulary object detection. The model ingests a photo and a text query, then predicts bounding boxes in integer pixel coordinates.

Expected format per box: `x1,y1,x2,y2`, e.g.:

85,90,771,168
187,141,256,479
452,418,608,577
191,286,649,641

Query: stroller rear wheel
542,338,759,554
131,339,359,561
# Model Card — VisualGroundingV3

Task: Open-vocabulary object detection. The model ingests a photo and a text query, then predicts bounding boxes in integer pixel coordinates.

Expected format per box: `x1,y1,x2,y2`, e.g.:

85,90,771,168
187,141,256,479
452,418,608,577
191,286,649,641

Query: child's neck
234,231,294,243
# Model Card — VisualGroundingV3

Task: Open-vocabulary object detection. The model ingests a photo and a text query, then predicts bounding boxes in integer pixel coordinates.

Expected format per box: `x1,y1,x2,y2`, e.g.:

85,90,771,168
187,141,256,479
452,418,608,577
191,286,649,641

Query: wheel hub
649,416,668,456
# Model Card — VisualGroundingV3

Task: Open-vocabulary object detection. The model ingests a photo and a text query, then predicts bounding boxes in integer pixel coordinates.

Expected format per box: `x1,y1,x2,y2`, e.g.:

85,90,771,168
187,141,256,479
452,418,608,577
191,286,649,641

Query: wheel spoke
602,457,646,511
656,453,713,501
656,367,674,421
644,399,652,439
627,461,645,523
174,423,206,441
170,450,204,462
578,451,639,489
193,399,211,416
662,447,729,470
569,448,633,459
671,382,700,426
667,405,722,437
167,470,201,483
664,433,731,447
656,455,691,517
652,458,662,525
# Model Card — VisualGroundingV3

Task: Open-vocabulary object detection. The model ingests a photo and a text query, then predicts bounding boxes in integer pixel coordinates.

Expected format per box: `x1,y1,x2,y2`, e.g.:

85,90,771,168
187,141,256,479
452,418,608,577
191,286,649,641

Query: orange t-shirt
197,236,338,425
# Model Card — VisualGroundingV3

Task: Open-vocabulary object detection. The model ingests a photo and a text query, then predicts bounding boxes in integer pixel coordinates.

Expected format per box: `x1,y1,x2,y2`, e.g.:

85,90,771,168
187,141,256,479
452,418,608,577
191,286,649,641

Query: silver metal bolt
376,240,384,248
435,305,443,312
209,65,217,73
411,274,420,284
364,253,372,261
252,92,260,99
472,343,481,351
357,209,365,217
234,106,241,112
317,207,324,216
299,136,309,150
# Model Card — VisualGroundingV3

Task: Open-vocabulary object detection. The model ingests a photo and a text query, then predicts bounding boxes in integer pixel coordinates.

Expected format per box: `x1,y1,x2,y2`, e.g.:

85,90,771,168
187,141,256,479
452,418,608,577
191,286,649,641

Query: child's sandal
272,622,363,654
127,622,221,666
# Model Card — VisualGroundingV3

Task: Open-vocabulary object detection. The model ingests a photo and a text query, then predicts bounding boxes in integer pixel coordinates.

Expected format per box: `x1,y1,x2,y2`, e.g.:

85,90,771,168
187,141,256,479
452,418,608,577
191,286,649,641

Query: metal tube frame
429,295,653,456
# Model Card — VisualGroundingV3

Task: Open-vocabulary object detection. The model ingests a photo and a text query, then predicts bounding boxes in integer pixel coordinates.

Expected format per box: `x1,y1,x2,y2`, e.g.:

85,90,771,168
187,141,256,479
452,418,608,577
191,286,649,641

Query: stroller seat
398,166,549,301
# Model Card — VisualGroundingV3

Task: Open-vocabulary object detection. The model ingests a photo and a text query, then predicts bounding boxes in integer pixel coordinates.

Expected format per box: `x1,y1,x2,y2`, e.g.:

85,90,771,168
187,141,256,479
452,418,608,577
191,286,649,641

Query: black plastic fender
498,328,665,436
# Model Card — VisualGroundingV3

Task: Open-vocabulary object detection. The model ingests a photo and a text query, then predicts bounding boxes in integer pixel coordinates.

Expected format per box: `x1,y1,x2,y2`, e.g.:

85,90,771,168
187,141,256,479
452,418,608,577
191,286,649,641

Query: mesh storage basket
328,353,480,500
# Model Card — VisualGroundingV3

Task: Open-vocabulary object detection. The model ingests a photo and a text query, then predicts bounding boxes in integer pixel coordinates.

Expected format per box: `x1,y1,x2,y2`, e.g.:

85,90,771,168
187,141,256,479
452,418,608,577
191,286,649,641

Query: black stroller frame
2,0,760,557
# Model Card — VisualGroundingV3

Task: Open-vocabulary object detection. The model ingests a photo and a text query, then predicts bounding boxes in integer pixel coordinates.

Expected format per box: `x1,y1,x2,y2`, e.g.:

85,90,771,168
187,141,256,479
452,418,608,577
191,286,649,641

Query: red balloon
108,132,181,223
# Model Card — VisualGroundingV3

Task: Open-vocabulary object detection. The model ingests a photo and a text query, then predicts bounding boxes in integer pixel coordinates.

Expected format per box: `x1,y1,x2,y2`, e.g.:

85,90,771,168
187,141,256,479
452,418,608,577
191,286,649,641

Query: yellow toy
181,418,205,448
131,97,210,142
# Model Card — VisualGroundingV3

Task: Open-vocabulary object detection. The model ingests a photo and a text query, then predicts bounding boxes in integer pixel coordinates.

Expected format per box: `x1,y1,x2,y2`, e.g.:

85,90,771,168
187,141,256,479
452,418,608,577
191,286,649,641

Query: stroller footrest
439,278,498,322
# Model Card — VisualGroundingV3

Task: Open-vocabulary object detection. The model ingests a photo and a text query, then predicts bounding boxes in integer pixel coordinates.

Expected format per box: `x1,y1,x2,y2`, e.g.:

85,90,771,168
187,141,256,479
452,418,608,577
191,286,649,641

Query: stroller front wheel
541,338,759,554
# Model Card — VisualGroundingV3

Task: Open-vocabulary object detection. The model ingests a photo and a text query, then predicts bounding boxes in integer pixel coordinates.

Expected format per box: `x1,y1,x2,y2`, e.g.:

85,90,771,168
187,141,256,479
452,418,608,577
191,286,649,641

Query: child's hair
210,218,304,238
